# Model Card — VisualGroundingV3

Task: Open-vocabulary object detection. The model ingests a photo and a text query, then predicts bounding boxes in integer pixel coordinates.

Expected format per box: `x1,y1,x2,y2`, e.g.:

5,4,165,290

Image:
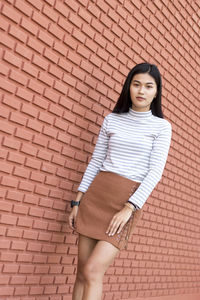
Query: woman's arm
77,115,109,193
128,121,172,209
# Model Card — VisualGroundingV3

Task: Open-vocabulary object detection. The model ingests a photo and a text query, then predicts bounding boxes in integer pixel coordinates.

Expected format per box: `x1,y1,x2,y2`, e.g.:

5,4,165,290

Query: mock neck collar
129,107,153,119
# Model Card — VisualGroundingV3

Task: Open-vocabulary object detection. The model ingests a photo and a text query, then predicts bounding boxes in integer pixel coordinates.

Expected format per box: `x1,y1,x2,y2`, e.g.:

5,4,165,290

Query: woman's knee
83,262,104,283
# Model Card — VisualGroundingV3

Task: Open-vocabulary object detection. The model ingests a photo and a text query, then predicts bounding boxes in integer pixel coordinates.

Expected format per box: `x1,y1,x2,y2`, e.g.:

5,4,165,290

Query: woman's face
130,73,157,112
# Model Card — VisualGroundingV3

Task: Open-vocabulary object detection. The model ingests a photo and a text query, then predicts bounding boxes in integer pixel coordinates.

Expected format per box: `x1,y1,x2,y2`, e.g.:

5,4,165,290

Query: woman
68,62,172,300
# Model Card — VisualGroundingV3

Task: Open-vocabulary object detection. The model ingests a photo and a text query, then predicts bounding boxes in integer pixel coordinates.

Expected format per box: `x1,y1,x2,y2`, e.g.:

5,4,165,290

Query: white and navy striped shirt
77,108,172,209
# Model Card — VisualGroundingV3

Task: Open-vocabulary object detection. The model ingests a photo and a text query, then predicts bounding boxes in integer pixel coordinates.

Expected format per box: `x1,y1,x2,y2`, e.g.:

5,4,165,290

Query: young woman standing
68,62,172,300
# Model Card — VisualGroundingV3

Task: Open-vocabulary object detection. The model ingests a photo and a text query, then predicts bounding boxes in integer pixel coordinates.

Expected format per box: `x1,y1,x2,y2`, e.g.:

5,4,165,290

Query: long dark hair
112,62,163,118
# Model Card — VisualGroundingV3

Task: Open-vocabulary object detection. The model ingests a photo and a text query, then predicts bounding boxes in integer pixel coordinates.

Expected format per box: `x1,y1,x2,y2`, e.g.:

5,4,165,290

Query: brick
0,32,15,49
29,207,44,218
0,214,17,225
65,0,79,12
54,118,68,131
21,103,38,118
7,152,25,165
28,78,44,94
45,176,57,186
13,204,28,215
17,216,33,228
43,209,57,220
32,134,48,147
41,162,56,174
32,11,49,29
38,71,54,86
21,18,38,37
0,77,16,94
53,80,68,95
0,16,9,31
53,41,67,56
44,88,59,103
13,166,30,178
47,141,62,152
0,149,8,160
23,230,38,240
51,154,65,166
39,197,53,208
18,181,34,192
33,95,49,110
2,137,21,150
48,23,64,40
42,126,57,138
9,24,27,43
14,128,33,141
27,36,44,54
0,286,15,296
36,149,52,161
32,54,49,70
0,120,15,135
15,88,33,103
20,144,37,156
42,5,58,22
0,200,12,212
54,1,69,17
26,0,43,10
6,190,24,202
23,194,39,205
43,48,59,63
14,0,32,16
2,3,21,23
25,157,41,169
48,65,63,80
59,96,73,110
58,57,72,73
3,50,22,68
34,185,49,196
24,60,38,77
33,219,48,230
30,171,45,183
9,70,28,85
48,103,63,117
38,30,54,46
0,161,13,174
62,74,76,88
9,111,27,126
49,188,63,199
0,63,9,76
27,119,43,132
62,146,75,159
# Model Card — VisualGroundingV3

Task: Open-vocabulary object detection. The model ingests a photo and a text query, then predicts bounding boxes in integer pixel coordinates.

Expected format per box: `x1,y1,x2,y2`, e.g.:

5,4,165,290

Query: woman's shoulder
152,115,172,129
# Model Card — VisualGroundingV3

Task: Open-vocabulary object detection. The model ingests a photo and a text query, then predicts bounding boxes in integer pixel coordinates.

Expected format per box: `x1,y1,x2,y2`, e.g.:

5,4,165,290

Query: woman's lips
136,97,145,100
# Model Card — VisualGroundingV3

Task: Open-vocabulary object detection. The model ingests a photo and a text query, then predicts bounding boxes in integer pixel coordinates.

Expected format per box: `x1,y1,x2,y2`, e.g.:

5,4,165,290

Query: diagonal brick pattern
0,0,199,299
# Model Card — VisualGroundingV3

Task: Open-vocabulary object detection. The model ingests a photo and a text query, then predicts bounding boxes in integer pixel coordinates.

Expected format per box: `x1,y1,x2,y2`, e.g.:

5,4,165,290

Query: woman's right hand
68,191,84,230
68,206,79,230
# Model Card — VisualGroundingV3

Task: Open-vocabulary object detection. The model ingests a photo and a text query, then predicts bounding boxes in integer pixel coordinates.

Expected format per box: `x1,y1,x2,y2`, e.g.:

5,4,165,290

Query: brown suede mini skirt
75,171,144,251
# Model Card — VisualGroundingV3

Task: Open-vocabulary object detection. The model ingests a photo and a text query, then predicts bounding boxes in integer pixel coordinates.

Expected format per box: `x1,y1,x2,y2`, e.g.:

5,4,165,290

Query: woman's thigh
83,240,120,279
77,234,98,272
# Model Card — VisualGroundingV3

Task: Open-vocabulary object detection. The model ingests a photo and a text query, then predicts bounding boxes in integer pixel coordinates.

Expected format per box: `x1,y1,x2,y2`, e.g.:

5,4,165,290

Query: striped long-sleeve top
77,107,172,209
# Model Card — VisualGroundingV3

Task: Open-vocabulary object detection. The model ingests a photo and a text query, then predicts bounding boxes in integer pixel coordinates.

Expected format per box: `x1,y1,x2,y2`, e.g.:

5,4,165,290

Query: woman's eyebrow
133,80,154,84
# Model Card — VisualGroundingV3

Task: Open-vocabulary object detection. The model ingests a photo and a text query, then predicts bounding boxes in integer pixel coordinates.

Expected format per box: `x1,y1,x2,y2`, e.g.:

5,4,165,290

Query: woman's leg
82,240,120,300
72,234,98,300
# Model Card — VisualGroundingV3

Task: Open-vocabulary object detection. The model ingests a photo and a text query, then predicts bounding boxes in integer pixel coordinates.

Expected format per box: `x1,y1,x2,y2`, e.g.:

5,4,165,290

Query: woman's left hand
106,206,133,236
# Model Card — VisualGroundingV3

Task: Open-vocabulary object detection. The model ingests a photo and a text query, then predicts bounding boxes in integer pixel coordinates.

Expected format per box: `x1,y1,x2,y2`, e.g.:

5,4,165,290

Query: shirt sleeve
77,115,109,193
128,121,172,209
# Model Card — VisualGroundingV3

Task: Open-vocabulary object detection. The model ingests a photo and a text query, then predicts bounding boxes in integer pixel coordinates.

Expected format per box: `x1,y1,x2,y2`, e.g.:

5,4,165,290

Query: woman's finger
106,216,116,234
108,219,121,236
116,222,126,234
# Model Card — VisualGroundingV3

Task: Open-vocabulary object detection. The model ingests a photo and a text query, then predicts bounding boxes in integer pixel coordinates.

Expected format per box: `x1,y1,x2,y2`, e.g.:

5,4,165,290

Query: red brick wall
0,0,199,299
